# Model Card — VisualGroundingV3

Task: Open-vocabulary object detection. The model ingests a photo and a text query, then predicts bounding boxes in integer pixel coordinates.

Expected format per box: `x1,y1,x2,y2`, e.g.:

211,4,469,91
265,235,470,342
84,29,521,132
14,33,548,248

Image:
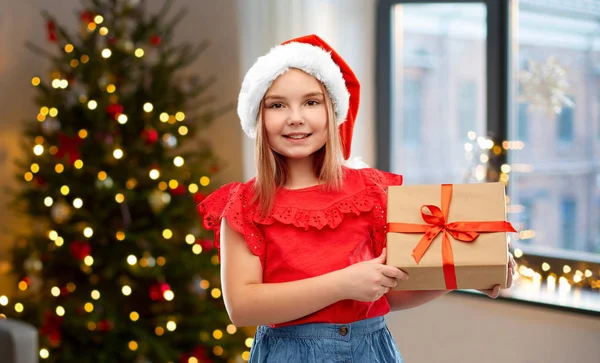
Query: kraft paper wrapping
386,182,510,290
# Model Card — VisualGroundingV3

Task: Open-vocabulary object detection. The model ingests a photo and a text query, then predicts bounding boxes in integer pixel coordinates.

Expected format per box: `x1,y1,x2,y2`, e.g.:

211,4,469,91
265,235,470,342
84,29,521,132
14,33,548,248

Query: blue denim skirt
249,316,403,363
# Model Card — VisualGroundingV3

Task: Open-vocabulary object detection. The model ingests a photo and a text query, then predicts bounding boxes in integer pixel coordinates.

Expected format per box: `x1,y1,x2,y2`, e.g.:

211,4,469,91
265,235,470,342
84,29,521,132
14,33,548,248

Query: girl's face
262,69,328,161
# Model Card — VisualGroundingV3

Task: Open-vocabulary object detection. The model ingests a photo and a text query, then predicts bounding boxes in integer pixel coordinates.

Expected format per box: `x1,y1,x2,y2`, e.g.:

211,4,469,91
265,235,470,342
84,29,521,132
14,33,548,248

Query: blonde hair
253,85,344,217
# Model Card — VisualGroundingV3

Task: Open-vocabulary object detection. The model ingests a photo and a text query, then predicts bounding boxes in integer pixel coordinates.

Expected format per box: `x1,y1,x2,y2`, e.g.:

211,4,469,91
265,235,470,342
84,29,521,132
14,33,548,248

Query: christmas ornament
69,83,88,105
196,238,213,251
40,310,63,346
180,345,211,363
34,176,48,188
141,128,158,144
60,286,70,297
106,104,124,120
98,75,109,88
169,184,186,196
518,56,575,115
117,39,134,52
161,133,177,148
150,35,161,46
24,254,43,272
95,175,114,189
97,319,112,332
80,11,95,23
46,20,57,42
70,241,91,261
56,133,82,164
148,189,171,214
41,117,60,135
190,275,207,296
50,200,72,224
149,282,171,301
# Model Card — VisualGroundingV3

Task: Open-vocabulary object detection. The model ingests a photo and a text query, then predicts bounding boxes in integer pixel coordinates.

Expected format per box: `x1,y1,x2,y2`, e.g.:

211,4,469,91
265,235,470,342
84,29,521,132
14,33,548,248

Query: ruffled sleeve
196,182,265,262
358,168,404,256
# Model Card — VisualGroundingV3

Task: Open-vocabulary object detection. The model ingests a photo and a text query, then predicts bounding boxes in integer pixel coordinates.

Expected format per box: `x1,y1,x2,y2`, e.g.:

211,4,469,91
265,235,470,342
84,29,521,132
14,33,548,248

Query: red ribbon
387,184,516,289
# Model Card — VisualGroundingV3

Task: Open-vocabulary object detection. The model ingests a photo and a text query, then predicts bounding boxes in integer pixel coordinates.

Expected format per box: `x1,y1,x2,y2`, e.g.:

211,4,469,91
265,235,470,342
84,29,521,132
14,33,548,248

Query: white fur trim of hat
237,42,350,139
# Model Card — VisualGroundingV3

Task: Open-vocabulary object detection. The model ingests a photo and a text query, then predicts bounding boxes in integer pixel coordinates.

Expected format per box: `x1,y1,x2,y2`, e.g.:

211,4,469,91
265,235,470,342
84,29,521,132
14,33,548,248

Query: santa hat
237,34,360,161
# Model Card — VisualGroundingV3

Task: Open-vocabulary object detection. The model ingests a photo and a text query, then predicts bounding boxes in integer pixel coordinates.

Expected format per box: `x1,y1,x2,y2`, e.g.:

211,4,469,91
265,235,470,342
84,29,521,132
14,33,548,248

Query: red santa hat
237,34,360,161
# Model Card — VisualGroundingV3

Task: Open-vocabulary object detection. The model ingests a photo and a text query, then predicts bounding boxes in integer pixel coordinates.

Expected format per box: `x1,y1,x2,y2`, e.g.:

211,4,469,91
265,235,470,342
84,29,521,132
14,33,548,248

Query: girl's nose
287,108,304,125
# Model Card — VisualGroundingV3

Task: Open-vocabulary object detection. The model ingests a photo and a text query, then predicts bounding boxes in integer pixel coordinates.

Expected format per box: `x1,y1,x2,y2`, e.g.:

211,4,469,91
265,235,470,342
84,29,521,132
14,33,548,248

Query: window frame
375,0,600,314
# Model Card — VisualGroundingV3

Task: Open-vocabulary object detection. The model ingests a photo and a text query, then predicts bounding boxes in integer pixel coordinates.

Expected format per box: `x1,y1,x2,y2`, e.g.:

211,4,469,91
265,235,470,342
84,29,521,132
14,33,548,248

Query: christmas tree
1,0,252,362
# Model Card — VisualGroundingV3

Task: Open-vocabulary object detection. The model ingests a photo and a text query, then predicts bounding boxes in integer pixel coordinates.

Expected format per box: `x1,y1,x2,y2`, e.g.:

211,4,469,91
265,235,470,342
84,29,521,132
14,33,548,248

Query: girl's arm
220,218,406,327
384,290,450,311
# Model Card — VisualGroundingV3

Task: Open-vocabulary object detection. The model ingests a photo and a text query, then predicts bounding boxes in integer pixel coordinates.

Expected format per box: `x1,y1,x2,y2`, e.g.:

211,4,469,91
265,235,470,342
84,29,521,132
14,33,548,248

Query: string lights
464,133,600,306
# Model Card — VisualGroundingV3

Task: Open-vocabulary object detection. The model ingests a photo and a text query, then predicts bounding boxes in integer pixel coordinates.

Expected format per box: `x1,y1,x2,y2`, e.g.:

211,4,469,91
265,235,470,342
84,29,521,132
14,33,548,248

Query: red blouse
197,167,403,328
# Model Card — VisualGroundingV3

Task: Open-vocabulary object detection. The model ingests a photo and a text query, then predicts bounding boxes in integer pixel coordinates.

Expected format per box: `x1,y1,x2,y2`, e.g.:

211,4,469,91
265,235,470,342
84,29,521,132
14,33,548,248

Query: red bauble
80,11,94,23
150,35,161,46
196,239,213,251
149,282,171,301
48,330,62,347
97,319,112,332
180,346,212,363
34,176,47,187
56,133,83,165
169,184,187,196
22,276,31,285
70,241,91,261
60,286,70,297
47,20,57,42
106,104,124,119
193,192,206,204
40,310,63,345
141,128,159,144
160,282,170,293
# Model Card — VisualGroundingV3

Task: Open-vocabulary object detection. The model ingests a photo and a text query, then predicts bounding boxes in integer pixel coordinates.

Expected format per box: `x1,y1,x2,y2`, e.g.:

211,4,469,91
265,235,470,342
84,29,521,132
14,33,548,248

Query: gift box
386,182,516,290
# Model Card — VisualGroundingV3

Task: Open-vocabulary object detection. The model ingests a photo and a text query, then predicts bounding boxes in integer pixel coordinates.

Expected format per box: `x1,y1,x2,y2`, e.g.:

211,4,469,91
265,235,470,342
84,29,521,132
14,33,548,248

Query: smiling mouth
284,133,312,139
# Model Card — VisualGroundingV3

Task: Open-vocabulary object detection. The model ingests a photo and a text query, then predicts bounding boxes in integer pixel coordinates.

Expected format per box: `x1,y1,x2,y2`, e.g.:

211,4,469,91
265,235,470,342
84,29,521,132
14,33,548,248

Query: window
518,103,528,142
377,0,600,312
519,198,534,244
509,1,599,258
557,102,574,144
458,81,478,141
384,2,487,185
561,198,577,250
402,78,423,145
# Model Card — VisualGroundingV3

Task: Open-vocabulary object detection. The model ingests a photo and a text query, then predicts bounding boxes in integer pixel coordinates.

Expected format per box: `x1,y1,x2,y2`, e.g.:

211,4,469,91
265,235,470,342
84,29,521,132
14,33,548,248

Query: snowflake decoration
518,56,574,115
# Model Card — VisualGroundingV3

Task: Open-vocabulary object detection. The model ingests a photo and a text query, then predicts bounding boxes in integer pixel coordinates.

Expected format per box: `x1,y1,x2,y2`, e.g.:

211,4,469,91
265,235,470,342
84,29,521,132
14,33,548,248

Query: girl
198,34,515,363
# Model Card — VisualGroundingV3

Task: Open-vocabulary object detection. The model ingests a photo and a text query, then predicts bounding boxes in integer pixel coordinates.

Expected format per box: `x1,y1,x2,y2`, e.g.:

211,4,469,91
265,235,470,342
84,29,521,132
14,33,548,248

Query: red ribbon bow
387,184,516,289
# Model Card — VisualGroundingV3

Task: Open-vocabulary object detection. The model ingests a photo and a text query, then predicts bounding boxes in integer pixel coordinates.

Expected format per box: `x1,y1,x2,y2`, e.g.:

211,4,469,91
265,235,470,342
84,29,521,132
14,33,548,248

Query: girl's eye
306,100,320,106
268,103,284,109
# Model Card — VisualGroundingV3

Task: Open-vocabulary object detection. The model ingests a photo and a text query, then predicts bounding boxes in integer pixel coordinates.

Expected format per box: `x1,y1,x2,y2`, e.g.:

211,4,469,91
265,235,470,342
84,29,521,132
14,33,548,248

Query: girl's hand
478,246,517,299
339,248,409,302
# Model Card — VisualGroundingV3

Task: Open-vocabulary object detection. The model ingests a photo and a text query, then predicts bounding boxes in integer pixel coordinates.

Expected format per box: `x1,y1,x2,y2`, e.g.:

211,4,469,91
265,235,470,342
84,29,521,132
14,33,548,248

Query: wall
387,293,600,363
